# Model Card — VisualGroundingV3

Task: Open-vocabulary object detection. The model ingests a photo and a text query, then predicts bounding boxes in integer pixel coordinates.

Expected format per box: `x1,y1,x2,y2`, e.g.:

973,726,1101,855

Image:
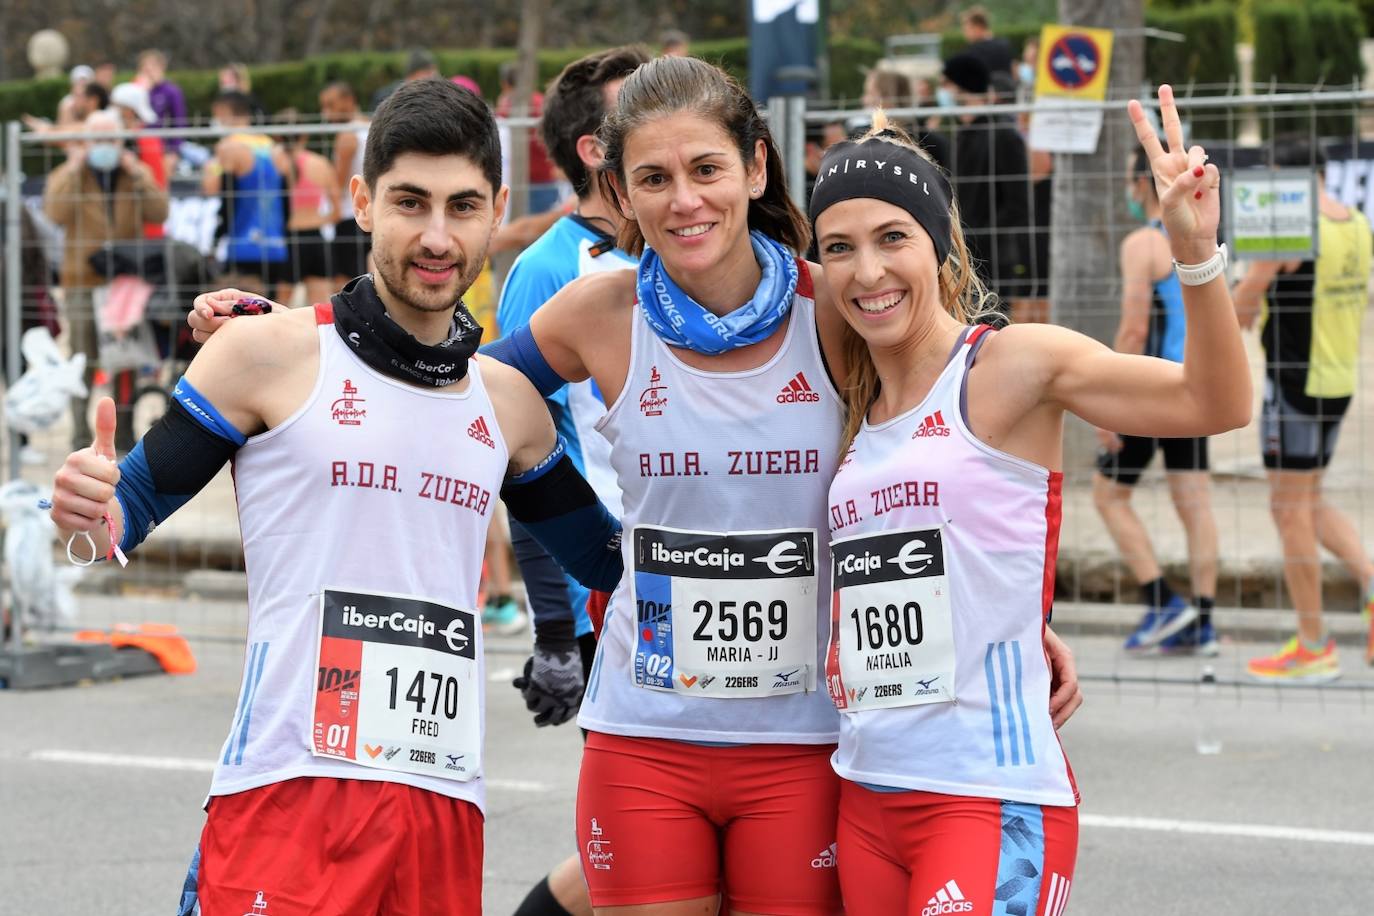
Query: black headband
808,138,954,268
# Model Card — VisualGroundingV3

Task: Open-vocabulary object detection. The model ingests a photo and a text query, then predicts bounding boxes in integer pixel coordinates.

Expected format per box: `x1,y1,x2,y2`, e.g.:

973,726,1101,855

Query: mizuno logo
467,416,496,448
777,371,821,403
912,409,951,438
917,676,940,690
922,879,974,914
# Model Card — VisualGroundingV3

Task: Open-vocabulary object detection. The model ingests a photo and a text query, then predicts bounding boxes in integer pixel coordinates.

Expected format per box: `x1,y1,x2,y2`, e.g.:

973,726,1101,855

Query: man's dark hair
213,90,255,119
82,82,110,111
324,80,357,102
961,6,990,30
542,45,650,198
499,60,519,88
364,78,502,196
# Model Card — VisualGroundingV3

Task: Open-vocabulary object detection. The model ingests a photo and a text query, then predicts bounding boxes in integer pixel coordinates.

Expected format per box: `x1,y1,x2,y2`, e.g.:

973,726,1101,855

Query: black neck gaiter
331,275,483,387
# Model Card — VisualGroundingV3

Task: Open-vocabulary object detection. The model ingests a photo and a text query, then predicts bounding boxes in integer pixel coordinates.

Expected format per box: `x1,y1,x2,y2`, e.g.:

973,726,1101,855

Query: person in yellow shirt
1232,140,1374,682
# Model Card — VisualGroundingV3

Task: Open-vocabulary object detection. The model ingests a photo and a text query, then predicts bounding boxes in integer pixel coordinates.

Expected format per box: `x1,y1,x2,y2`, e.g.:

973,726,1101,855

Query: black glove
512,641,584,727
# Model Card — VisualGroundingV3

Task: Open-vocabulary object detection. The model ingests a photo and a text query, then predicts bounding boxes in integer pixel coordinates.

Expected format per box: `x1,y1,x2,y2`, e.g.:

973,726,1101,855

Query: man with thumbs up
48,79,623,916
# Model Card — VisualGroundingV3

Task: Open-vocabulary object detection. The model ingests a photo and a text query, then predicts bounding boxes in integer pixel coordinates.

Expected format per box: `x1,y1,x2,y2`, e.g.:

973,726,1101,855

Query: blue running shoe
1124,596,1198,653
482,596,527,636
1157,619,1220,657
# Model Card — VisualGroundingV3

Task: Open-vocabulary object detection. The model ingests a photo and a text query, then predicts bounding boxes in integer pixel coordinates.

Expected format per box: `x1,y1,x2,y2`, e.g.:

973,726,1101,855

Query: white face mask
935,87,958,109
1018,62,1035,87
86,142,120,172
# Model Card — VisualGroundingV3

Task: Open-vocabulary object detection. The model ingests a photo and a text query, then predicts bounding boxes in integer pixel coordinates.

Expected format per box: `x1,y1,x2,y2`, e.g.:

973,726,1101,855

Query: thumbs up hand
50,397,122,535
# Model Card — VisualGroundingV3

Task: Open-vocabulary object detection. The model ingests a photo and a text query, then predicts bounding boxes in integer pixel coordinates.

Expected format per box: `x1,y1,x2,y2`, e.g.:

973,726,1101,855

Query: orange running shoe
1246,636,1340,684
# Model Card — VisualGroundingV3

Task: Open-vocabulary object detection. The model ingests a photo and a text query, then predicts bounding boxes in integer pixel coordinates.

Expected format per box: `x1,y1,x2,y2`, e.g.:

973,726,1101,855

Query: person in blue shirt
1094,148,1220,656
495,44,650,916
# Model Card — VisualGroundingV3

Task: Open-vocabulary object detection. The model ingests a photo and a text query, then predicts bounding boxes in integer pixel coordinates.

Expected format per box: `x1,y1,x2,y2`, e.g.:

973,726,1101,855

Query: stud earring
750,186,761,197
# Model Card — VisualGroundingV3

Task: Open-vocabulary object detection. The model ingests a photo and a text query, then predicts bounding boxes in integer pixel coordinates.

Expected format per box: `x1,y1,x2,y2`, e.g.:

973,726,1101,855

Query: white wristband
1172,243,1229,287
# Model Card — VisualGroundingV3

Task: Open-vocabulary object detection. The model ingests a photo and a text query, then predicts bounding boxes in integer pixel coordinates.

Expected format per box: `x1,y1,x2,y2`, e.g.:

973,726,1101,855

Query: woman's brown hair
595,55,811,257
834,111,1002,455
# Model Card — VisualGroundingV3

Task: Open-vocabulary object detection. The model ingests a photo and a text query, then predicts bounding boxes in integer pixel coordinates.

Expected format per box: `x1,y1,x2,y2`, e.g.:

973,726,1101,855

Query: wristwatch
1172,243,1229,287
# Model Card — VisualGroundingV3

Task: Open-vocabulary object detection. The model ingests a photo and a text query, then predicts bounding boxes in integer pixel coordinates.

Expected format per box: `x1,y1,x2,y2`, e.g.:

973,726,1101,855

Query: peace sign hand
1128,84,1220,264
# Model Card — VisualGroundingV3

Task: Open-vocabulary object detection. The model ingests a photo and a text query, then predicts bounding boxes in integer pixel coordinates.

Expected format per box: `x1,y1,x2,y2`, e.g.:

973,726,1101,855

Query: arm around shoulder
182,307,316,438
525,268,636,384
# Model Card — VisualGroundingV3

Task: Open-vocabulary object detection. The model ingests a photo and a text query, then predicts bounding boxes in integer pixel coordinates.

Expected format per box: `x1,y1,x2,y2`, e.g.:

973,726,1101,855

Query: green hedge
1253,0,1365,138
1309,2,1366,87
939,12,1241,93
1144,4,1239,90
0,37,882,128
1252,3,1319,86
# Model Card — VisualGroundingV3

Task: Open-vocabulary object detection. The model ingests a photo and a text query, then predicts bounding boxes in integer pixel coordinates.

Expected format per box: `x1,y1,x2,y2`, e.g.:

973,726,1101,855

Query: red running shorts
197,776,484,915
837,779,1077,916
575,731,844,914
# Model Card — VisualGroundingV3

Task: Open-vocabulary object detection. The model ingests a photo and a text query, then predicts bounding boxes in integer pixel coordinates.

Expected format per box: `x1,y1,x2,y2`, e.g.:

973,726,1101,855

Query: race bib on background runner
311,588,481,781
632,525,817,697
827,527,956,713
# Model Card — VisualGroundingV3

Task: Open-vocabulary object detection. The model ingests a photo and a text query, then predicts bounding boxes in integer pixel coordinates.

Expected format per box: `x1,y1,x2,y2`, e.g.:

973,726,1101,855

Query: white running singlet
210,305,508,812
825,326,1078,806
579,262,844,744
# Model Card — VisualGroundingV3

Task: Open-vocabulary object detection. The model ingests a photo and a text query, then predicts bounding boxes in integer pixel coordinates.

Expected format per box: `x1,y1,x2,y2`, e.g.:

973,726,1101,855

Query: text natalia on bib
826,526,957,713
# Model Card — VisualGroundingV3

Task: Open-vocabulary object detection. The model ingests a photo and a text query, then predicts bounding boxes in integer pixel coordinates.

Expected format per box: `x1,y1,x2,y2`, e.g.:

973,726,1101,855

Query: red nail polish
1194,190,1203,199
1193,166,1204,177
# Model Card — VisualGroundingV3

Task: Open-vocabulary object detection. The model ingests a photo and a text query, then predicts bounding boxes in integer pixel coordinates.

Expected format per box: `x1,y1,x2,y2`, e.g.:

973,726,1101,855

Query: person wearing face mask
1092,148,1221,656
43,108,170,451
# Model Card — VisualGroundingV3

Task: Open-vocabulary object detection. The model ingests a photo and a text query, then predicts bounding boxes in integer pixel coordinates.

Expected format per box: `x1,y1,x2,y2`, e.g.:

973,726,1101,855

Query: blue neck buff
637,230,798,355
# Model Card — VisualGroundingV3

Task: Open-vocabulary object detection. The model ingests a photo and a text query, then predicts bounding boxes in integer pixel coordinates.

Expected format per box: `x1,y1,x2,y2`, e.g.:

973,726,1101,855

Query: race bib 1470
311,588,482,781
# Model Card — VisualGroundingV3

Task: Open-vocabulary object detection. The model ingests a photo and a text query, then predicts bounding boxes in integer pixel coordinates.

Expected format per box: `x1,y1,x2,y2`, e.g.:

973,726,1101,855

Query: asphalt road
2,625,1372,915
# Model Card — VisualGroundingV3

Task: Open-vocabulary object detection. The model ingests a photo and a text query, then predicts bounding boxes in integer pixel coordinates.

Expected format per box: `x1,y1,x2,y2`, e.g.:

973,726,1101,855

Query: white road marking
22,749,550,792
1081,813,1374,846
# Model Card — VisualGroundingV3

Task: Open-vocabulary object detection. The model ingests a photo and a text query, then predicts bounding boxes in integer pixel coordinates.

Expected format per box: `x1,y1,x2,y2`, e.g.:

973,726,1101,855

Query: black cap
942,52,990,94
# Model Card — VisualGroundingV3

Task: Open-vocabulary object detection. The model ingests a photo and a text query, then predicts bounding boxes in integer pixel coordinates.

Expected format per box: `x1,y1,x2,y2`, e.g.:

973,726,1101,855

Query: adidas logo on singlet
467,416,495,449
922,879,974,914
777,371,821,404
912,409,951,438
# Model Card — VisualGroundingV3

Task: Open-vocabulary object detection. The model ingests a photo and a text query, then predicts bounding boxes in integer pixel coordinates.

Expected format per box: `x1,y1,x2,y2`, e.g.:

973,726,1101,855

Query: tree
1048,0,1145,463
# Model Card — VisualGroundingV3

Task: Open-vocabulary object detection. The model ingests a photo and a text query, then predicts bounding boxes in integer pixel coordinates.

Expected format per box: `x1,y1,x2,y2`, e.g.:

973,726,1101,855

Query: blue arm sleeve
501,439,623,594
113,442,193,555
113,376,246,555
480,325,568,399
